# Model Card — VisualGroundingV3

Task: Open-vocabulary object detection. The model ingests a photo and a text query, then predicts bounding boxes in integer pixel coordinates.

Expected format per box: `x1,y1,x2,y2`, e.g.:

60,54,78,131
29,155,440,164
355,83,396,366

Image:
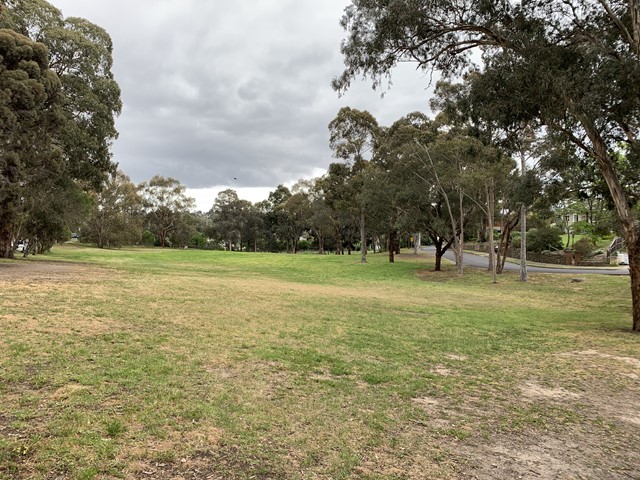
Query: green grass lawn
560,234,615,251
1,245,638,479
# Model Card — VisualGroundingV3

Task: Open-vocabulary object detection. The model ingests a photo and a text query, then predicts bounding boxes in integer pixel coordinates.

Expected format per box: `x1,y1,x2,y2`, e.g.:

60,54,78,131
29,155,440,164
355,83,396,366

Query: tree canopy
334,0,640,331
0,0,121,257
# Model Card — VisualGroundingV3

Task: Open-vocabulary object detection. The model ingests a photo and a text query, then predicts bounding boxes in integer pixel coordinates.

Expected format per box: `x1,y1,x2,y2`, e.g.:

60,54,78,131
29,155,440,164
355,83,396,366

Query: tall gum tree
334,0,640,332
0,0,121,256
329,107,379,263
139,176,195,248
0,28,62,257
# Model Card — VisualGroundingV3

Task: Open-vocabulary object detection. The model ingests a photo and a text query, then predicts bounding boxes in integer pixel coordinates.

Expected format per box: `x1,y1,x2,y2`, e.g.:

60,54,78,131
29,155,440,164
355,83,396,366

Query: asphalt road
423,246,630,276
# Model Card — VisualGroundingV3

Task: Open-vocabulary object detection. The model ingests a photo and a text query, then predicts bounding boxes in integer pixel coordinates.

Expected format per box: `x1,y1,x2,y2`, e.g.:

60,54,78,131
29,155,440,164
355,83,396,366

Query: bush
573,237,595,257
297,239,311,251
190,232,206,249
511,233,521,249
140,230,155,246
526,226,564,252
571,221,594,236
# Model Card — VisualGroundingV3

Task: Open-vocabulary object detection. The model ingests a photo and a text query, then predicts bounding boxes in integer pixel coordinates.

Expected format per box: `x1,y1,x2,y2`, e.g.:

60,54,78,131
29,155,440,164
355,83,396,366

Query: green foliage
297,239,311,251
140,230,155,246
83,171,143,248
526,226,563,253
209,189,250,251
334,0,640,328
511,233,521,249
328,106,379,166
0,0,121,257
139,176,195,248
573,237,595,257
571,221,595,237
189,232,206,249
0,28,62,256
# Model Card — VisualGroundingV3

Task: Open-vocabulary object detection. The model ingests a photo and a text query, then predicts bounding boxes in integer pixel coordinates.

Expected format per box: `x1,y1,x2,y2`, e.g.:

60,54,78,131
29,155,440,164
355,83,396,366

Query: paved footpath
422,246,630,276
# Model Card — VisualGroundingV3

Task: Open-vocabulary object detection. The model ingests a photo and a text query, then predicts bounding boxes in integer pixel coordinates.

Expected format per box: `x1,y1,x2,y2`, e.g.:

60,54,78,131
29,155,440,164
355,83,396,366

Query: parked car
15,241,27,252
617,252,629,265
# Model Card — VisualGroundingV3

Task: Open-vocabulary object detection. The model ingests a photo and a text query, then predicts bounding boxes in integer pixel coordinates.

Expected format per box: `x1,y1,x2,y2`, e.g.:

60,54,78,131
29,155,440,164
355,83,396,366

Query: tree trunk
629,241,640,332
519,148,529,282
388,230,395,263
520,205,528,282
578,114,638,330
456,189,464,275
486,183,497,284
413,232,421,255
434,252,442,271
434,239,445,271
0,224,14,258
360,212,367,263
496,215,518,274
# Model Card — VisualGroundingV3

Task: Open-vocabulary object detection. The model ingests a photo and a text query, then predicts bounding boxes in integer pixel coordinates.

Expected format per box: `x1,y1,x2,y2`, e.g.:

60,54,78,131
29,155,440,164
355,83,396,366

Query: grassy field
1,245,638,479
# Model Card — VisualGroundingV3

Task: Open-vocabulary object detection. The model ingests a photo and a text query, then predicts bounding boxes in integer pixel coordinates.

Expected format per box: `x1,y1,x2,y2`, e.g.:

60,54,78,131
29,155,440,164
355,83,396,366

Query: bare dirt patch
432,365,452,376
559,349,640,369
0,259,115,282
450,350,640,479
457,430,637,480
520,381,581,401
1,260,122,336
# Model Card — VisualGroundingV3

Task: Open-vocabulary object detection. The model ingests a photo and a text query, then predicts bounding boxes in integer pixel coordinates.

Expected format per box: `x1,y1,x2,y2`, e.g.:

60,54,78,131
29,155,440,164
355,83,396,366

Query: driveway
423,246,630,276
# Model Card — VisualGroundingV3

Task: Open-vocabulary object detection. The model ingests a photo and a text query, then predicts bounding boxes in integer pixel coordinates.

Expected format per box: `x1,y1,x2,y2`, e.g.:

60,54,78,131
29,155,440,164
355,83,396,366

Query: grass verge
0,245,638,479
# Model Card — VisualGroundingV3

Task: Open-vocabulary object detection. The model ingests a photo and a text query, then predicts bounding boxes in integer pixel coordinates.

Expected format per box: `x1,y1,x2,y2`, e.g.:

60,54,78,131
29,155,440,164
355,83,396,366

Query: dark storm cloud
52,0,433,196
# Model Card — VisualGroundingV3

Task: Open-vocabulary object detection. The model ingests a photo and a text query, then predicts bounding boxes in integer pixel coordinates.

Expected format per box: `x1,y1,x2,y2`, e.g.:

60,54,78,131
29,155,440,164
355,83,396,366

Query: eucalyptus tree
0,28,62,256
308,197,333,254
0,0,121,257
278,184,312,254
316,163,359,255
139,176,195,248
210,189,260,252
261,185,293,252
21,177,90,255
328,107,379,263
412,136,485,274
84,171,143,248
334,0,640,329
367,112,436,263
1,0,122,187
432,78,543,280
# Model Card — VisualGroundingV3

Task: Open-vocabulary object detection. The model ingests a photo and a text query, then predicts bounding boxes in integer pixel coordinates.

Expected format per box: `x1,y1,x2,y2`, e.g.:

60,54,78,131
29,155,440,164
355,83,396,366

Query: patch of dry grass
0,246,638,479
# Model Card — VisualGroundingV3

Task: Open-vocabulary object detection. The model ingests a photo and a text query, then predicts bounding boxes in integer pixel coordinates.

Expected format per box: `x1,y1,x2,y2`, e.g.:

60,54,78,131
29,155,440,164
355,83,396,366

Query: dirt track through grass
1,247,639,479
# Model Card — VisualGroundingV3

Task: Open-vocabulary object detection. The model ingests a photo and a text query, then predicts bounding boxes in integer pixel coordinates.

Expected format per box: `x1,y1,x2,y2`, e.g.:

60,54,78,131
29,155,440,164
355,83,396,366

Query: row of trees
79,103,617,286
332,0,640,332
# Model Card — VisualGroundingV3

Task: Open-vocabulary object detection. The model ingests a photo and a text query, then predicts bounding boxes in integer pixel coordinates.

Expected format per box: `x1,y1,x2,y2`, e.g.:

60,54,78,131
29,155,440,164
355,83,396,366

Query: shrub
571,221,594,236
526,226,564,252
511,233,521,249
573,237,595,257
190,232,206,249
297,239,312,251
141,230,155,246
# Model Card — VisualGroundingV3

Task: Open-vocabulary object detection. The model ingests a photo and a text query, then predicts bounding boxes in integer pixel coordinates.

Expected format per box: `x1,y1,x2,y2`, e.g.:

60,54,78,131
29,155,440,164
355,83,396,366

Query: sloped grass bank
0,246,638,479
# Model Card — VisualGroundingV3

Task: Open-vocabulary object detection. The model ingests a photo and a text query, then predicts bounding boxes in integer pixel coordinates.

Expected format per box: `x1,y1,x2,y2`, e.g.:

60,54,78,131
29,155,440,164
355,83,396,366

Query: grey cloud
54,0,433,194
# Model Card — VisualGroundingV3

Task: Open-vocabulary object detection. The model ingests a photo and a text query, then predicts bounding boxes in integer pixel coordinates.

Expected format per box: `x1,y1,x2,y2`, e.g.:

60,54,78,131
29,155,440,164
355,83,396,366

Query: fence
464,243,611,266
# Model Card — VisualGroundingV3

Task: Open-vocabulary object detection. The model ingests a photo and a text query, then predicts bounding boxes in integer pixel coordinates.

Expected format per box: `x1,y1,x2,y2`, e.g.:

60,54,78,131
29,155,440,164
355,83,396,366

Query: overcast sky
51,0,435,210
